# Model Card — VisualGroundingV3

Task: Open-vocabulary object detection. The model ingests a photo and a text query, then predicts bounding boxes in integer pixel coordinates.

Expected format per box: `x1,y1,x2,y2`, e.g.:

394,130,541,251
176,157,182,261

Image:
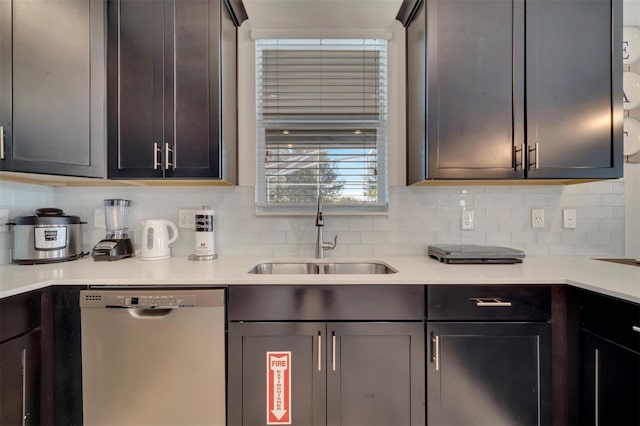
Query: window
255,39,388,213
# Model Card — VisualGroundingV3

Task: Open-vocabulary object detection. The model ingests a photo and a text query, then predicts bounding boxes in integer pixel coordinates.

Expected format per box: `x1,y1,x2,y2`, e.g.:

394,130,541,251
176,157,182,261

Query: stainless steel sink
248,262,320,274
321,262,397,274
248,261,397,275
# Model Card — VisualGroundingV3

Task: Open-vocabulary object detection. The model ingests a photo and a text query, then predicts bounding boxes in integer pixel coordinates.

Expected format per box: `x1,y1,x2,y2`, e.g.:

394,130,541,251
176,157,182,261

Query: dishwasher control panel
80,289,224,309
81,292,196,308
107,294,196,308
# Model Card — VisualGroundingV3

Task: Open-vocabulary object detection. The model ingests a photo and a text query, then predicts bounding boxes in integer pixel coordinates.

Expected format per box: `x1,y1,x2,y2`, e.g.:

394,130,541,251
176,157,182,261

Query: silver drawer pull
0,126,5,160
633,326,640,333
470,298,512,307
331,331,336,371
317,331,322,371
433,335,440,371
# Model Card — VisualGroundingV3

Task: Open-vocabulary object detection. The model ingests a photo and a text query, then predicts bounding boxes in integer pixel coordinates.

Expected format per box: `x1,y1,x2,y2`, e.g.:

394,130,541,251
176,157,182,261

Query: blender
91,199,134,261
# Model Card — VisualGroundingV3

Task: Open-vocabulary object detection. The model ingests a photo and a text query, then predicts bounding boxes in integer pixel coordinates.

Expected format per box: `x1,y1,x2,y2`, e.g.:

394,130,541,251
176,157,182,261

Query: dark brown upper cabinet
107,0,244,182
401,0,623,183
0,0,106,178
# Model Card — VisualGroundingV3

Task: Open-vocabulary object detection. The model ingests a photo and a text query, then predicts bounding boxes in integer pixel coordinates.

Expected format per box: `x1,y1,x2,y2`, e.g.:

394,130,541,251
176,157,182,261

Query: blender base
91,238,134,261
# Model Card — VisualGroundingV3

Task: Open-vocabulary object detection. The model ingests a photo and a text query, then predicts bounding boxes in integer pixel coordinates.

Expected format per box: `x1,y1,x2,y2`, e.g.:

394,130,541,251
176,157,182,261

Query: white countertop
1,255,638,304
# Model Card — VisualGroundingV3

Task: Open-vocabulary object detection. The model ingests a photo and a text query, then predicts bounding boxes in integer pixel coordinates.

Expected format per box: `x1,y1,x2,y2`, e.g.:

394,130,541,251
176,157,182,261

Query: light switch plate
94,209,106,228
563,209,577,229
178,209,196,229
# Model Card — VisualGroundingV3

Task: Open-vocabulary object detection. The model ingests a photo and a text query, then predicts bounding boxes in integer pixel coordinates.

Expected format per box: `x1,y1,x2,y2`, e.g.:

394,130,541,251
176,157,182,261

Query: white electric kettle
140,219,179,260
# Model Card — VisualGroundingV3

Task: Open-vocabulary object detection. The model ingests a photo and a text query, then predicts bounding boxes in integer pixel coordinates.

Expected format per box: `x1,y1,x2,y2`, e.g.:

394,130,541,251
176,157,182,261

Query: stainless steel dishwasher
80,288,225,426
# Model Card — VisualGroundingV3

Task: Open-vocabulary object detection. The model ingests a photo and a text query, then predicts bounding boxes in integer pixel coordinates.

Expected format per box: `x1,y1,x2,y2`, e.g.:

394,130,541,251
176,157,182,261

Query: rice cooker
10,208,86,264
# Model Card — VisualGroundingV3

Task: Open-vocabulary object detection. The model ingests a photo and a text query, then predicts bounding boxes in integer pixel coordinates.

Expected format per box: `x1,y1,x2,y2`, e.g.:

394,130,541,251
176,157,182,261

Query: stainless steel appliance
80,288,225,426
428,244,526,264
10,208,85,264
91,199,134,261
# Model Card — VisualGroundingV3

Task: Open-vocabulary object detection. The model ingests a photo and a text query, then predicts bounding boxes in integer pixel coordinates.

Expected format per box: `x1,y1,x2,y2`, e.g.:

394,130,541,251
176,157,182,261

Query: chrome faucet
315,196,337,259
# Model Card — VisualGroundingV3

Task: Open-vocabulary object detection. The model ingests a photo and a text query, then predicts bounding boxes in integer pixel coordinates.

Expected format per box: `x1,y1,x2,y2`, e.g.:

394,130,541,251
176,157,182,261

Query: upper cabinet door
403,0,623,183
108,0,237,181
107,0,164,179
525,0,623,179
426,0,525,180
406,0,525,182
164,0,221,178
0,0,106,178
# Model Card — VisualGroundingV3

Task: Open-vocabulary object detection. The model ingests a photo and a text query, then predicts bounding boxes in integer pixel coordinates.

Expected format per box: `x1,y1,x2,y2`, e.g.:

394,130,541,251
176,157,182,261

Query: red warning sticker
267,351,291,425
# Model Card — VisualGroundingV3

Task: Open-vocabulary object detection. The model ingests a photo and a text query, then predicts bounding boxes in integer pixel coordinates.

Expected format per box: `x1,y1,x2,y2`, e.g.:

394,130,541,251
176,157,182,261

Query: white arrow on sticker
271,409,287,420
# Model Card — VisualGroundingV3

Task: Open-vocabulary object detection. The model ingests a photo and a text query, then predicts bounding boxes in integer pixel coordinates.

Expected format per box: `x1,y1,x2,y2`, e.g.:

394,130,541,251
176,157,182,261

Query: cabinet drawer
427,285,551,321
580,289,640,353
228,285,425,321
0,290,41,342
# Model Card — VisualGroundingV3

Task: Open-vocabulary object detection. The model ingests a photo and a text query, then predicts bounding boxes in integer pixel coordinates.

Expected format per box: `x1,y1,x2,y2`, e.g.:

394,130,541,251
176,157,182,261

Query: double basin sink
249,261,397,275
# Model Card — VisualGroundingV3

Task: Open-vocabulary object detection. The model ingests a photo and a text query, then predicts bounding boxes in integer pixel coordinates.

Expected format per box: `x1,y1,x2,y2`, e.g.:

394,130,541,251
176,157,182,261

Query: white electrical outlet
531,208,545,229
94,209,106,228
563,209,577,229
461,210,475,230
178,209,196,229
0,209,9,232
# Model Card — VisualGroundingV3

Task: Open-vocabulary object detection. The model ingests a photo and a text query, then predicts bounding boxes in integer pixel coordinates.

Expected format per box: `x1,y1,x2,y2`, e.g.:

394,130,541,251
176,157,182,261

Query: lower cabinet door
427,322,551,426
580,330,640,426
228,321,425,426
0,331,40,426
227,322,326,426
326,322,425,426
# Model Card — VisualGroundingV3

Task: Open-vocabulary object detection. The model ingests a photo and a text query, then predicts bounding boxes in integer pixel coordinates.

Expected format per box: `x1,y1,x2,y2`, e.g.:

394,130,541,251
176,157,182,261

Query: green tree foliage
267,152,344,204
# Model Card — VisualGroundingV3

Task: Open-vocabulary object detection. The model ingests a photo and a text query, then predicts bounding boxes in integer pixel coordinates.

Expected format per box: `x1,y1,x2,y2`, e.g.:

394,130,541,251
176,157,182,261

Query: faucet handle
327,235,338,250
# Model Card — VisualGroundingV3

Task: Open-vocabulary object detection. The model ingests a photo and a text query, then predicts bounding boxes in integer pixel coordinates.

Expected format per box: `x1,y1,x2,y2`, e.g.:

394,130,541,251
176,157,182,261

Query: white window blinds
256,39,388,212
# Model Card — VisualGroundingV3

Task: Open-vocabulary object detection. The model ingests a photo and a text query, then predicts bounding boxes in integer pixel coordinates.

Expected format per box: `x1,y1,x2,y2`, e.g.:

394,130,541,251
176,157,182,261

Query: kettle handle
165,220,179,245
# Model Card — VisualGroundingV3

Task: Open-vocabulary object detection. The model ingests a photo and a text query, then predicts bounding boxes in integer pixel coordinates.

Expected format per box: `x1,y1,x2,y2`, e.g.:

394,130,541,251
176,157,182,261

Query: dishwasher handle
128,308,176,318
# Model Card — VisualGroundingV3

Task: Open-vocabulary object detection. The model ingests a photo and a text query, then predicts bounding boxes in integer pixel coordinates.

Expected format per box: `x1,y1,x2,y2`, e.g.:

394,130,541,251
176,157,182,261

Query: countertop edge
1,256,638,304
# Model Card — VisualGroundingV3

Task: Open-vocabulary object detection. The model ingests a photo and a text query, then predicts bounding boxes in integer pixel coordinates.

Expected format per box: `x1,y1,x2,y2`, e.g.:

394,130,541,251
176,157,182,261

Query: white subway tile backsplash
374,218,399,232
0,180,626,262
373,244,399,256
361,231,386,245
261,232,286,244
348,244,374,256
599,194,624,206
512,231,537,245
561,230,587,245
486,232,512,246
348,218,374,232
549,244,575,255
272,244,300,257
523,244,550,256
586,206,613,219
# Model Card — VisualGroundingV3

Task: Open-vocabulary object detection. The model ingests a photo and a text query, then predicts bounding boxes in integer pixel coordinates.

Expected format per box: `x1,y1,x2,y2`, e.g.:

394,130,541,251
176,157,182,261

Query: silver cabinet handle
153,143,162,170
528,142,539,170
514,144,523,171
470,298,512,307
165,143,174,170
432,335,440,371
633,326,640,333
0,126,5,160
317,331,322,371
331,331,336,371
